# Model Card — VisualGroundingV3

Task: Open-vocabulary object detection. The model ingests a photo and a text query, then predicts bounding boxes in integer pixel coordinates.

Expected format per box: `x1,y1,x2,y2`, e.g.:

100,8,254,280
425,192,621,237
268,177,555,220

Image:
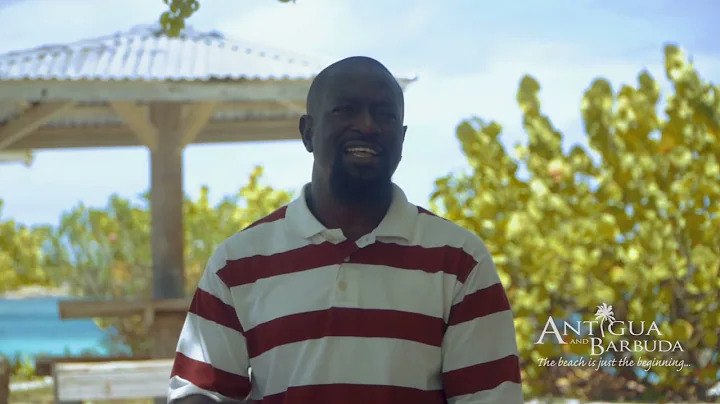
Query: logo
534,303,691,371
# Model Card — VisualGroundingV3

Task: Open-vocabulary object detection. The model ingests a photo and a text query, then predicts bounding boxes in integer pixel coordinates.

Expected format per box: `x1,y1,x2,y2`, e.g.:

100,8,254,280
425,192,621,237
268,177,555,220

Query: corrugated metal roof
0,24,331,82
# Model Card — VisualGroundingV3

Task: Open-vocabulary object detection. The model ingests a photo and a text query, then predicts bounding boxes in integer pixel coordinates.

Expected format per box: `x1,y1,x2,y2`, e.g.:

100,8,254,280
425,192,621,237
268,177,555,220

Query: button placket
333,268,352,304
338,255,349,293
334,244,359,305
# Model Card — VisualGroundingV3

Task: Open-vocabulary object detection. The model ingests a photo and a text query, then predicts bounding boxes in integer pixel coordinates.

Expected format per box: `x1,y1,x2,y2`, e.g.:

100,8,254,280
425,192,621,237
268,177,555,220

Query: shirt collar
285,182,418,241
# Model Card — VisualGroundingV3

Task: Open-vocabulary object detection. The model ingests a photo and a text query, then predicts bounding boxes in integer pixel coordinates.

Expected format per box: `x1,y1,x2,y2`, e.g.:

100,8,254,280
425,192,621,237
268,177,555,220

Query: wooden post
149,102,186,404
0,355,9,404
149,102,186,302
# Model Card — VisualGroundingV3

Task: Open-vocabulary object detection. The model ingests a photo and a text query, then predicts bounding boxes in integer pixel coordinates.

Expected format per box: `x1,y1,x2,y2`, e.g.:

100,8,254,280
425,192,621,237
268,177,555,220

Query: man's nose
355,110,380,135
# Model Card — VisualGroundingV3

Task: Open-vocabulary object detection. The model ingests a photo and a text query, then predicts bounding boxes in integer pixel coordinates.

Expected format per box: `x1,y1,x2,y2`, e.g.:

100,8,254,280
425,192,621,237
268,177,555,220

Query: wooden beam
180,101,216,146
7,119,300,150
277,100,306,114
53,360,173,402
58,298,190,319
0,79,314,102
0,101,75,150
0,78,416,103
60,101,297,121
109,101,159,151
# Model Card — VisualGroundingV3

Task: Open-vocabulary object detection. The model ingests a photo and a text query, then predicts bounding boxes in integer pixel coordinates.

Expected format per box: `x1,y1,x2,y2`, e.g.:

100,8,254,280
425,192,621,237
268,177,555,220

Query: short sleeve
168,244,252,403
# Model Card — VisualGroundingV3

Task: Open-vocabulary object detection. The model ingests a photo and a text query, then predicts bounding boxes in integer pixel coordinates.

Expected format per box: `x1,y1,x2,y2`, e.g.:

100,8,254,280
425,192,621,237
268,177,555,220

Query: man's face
303,67,406,204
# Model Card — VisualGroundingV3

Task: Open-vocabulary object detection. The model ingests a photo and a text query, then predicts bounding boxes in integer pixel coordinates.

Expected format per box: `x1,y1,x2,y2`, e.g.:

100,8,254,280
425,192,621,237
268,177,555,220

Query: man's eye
333,106,353,113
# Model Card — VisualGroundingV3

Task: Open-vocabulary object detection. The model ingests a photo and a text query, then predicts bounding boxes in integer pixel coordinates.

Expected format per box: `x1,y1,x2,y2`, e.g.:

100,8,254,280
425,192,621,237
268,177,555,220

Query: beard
328,155,393,206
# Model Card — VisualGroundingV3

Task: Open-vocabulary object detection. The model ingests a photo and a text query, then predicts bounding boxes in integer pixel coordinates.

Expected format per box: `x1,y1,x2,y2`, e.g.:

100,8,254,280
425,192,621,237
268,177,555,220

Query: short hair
306,56,402,117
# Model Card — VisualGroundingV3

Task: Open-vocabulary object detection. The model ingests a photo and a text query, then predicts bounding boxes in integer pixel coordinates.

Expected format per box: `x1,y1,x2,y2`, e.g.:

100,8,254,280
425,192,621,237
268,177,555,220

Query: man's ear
299,115,314,153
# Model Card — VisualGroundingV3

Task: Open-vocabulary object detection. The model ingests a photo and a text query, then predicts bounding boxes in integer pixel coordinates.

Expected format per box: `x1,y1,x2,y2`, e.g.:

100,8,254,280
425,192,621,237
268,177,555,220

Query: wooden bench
35,355,152,378
51,359,173,403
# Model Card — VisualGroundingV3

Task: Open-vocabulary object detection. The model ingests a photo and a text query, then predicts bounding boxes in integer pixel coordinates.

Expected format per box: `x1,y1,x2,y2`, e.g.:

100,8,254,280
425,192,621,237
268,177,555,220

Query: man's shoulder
202,205,292,275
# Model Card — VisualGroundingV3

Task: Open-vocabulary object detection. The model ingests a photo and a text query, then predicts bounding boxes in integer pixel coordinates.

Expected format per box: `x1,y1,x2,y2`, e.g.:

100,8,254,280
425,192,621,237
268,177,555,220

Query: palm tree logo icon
594,303,616,338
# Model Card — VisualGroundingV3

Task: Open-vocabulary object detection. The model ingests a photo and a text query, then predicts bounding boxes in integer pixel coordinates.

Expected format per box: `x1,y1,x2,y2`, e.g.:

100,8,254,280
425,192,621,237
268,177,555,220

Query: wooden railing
57,298,190,361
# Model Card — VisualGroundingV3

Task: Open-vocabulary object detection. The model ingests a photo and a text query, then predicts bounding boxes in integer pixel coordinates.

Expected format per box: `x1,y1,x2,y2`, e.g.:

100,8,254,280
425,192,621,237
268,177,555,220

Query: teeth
346,147,377,155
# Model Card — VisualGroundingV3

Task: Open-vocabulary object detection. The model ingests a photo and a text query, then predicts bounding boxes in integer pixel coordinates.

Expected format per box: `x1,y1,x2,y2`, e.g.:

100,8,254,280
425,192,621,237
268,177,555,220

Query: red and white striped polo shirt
168,184,523,403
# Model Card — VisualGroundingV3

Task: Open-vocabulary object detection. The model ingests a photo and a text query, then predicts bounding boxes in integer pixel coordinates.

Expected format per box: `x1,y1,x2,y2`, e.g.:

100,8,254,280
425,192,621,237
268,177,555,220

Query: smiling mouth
345,146,380,159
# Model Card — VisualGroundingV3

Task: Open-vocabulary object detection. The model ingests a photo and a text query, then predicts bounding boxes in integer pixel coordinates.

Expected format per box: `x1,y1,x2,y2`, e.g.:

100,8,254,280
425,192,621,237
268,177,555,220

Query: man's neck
306,182,392,241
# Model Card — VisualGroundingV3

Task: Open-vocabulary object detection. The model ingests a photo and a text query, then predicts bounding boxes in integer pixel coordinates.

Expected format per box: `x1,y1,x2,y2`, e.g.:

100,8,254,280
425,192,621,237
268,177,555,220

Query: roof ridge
0,23,330,69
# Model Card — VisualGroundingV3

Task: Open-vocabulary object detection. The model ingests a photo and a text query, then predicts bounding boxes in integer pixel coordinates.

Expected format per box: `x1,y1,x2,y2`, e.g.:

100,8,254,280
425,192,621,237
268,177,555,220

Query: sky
0,0,719,226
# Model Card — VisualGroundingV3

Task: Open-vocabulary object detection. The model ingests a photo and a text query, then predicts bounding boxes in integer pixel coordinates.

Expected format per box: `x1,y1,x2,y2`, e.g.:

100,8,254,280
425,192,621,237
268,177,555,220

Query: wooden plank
35,355,152,377
0,101,75,150
109,101,159,150
58,298,189,320
53,360,173,402
6,118,299,150
0,79,314,102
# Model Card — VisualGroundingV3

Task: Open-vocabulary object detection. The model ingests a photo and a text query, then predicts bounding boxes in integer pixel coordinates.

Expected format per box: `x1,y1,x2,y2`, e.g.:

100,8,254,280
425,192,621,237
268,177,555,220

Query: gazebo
0,24,415,362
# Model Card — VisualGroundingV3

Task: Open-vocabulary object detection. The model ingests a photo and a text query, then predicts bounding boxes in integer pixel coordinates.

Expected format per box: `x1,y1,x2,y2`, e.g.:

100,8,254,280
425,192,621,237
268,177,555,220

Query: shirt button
343,256,350,263
338,281,347,292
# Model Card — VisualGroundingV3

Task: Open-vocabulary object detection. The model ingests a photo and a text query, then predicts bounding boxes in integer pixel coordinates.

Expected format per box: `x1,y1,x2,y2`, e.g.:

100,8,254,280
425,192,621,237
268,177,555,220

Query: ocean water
0,297,113,361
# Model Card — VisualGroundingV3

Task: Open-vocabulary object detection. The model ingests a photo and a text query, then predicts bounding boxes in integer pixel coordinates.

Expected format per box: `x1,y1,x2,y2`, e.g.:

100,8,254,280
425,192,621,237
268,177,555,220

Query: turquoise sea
0,297,114,361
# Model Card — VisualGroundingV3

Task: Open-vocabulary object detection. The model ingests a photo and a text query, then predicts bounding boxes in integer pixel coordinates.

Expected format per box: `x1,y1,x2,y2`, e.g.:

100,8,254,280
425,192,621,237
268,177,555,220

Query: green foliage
159,0,296,37
431,44,720,401
0,201,56,293
8,354,36,381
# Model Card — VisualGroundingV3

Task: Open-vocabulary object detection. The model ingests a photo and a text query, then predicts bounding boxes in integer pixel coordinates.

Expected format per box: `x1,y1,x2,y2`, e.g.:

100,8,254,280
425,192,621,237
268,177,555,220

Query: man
168,56,523,403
